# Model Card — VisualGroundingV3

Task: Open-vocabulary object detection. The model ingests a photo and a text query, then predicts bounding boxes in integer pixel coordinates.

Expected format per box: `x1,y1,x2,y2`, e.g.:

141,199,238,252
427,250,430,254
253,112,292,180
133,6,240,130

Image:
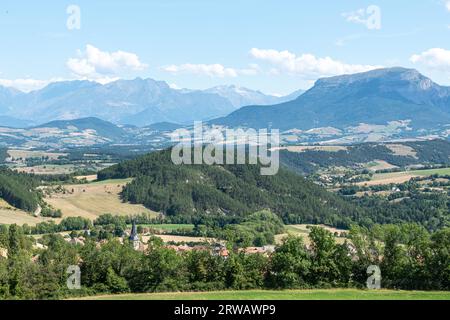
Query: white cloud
410,48,450,71
239,63,261,76
249,48,381,78
67,44,148,79
163,64,237,77
0,78,57,92
0,76,119,92
162,63,260,78
342,5,382,30
342,9,367,25
168,83,181,90
446,1,450,11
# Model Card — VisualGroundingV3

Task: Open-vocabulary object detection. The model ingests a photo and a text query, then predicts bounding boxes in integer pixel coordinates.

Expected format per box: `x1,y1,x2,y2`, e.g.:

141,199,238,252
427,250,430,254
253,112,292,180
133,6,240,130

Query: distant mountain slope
212,68,450,131
0,79,303,127
6,79,235,126
145,122,184,131
97,148,365,226
34,117,127,141
0,116,33,128
0,86,24,114
204,85,302,108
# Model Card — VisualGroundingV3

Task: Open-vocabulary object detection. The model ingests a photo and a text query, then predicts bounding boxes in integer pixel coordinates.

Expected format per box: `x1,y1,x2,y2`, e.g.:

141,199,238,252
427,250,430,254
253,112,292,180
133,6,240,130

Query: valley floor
78,289,450,300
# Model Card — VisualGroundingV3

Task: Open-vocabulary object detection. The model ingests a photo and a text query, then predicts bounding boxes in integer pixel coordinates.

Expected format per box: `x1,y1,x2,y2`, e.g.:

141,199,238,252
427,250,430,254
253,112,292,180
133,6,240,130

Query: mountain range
1,67,450,148
0,79,301,128
212,67,450,131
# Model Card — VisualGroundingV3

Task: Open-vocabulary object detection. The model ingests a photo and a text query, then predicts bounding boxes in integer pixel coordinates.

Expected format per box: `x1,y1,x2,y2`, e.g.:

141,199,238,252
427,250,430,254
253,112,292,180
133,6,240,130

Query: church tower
129,220,140,250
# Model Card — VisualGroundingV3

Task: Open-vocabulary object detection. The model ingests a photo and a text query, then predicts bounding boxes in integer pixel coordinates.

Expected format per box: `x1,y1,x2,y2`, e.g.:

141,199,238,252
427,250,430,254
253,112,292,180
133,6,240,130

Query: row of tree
0,223,448,299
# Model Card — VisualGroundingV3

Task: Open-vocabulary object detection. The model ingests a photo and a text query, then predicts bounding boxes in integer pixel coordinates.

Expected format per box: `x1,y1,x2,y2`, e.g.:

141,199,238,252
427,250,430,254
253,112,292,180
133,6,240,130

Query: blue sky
1,0,450,94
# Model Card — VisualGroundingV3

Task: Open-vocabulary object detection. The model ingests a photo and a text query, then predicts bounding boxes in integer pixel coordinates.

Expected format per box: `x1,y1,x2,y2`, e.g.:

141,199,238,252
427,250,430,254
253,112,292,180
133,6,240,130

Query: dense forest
98,148,450,230
280,140,450,174
404,140,450,164
98,149,366,228
351,192,449,231
0,168,41,212
0,223,448,299
0,167,89,214
61,145,154,162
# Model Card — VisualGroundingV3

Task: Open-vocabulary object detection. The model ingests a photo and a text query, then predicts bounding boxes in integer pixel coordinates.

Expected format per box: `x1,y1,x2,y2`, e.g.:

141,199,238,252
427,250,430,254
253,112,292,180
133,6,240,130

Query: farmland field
364,160,398,172
0,199,52,225
141,234,215,243
358,167,450,186
385,144,418,158
13,163,115,175
44,179,158,220
134,224,195,232
275,145,348,153
276,224,348,245
80,289,450,300
6,149,68,161
15,164,77,175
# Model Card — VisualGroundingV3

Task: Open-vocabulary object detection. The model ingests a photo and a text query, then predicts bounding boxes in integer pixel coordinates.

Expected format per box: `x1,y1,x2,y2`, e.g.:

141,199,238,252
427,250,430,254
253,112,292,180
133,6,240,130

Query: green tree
267,236,311,289
106,267,130,293
309,227,340,286
428,228,450,290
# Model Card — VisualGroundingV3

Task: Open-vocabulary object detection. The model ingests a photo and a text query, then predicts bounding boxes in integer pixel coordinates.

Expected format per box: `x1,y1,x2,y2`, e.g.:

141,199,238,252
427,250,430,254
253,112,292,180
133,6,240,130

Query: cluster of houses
56,221,278,258
1,221,353,263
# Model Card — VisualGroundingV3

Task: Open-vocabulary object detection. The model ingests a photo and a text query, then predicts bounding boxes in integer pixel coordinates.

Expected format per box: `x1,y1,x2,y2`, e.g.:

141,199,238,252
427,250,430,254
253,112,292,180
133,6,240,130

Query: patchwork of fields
358,167,450,186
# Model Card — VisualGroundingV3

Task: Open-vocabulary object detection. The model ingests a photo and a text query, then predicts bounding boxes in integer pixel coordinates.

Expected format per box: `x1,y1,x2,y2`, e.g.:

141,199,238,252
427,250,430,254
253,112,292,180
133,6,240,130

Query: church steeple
129,220,138,241
129,220,140,250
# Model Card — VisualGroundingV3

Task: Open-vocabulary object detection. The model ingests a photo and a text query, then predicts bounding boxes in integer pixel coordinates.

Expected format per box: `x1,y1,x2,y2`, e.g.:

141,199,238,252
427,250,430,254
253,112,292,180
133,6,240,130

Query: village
0,220,279,261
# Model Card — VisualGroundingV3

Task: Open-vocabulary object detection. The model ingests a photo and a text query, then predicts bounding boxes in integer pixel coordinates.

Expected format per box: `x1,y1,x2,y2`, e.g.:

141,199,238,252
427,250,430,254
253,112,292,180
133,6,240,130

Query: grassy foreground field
81,289,450,300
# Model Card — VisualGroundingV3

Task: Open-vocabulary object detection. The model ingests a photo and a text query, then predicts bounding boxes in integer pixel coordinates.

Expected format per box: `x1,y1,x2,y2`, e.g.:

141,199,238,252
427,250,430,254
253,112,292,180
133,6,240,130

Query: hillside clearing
385,144,418,158
277,224,348,245
44,179,158,220
364,160,398,172
275,146,348,153
0,199,53,225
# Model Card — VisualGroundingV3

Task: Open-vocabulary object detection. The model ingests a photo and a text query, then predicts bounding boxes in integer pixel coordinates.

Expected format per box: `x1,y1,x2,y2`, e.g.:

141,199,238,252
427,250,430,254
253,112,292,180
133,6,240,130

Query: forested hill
0,168,40,212
98,149,366,227
281,139,450,175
